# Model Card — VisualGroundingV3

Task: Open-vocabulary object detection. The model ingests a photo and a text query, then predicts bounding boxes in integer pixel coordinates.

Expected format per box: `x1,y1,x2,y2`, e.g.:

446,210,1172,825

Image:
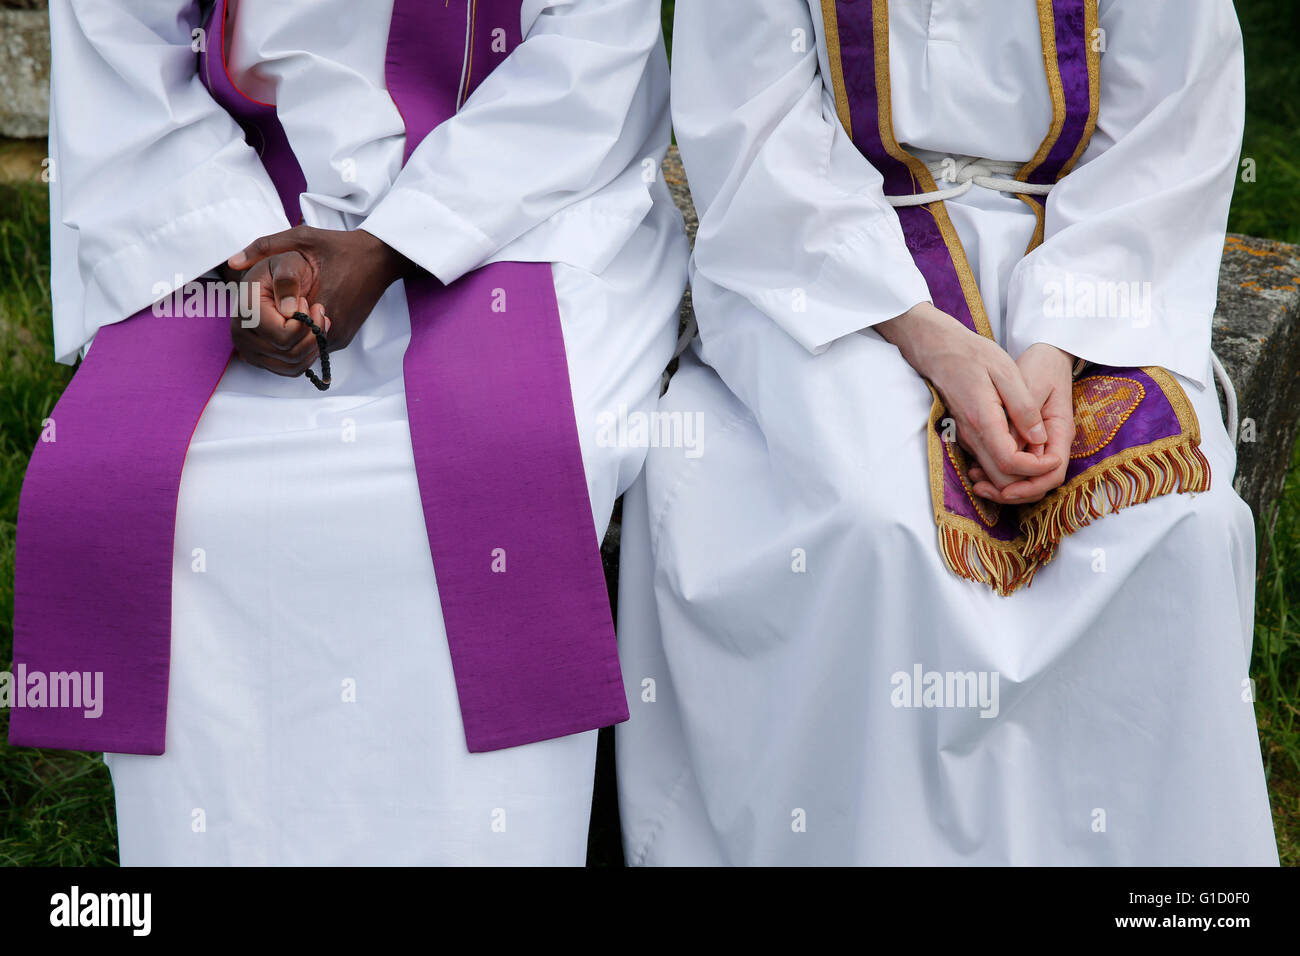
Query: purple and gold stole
9,0,628,755
821,0,1209,594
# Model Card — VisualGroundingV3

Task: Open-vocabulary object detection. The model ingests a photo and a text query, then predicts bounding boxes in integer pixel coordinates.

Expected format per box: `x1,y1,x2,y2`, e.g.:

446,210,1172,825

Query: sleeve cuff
72,196,291,363
754,221,933,355
1004,264,1213,387
361,186,498,286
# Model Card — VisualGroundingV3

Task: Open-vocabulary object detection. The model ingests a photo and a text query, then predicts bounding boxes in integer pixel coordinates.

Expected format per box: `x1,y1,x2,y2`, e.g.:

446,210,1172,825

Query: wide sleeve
670,0,932,355
359,0,666,285
48,0,289,364
1003,0,1245,387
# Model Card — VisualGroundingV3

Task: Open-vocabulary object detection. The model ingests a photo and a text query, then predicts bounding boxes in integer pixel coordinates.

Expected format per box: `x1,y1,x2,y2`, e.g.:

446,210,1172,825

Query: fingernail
1029,424,1048,443
280,297,296,315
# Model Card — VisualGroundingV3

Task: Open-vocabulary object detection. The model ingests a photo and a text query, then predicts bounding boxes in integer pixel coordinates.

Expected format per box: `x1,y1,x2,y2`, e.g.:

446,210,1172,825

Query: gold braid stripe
867,0,992,339
1063,0,1102,177
820,1,854,139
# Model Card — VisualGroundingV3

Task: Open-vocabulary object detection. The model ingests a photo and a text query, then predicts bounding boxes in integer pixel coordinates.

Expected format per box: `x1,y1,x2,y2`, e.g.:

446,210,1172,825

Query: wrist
1019,341,1073,362
357,228,415,286
877,302,960,378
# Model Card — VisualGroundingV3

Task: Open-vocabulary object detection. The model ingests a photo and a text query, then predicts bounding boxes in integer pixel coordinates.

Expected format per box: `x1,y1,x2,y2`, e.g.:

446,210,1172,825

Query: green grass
1254,445,1300,867
1,0,1297,866
1228,0,1300,244
0,184,117,865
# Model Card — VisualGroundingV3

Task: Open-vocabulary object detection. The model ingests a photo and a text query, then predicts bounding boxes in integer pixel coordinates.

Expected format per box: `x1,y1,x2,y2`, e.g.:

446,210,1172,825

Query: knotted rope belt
884,150,1238,440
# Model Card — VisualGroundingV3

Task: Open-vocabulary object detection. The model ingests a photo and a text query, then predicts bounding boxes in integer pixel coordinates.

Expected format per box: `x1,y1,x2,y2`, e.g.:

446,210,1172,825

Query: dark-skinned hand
223,251,327,378
225,226,415,378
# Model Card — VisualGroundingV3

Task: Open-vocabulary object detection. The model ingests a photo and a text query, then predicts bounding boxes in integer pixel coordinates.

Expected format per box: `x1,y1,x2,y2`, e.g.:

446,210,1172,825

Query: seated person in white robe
35,0,686,865
613,0,1279,865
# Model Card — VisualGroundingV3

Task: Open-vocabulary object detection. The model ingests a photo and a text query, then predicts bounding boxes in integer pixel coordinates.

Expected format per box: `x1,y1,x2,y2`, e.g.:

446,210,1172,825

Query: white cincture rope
669,155,1241,446
884,156,1053,207
1211,349,1239,445
884,156,1245,443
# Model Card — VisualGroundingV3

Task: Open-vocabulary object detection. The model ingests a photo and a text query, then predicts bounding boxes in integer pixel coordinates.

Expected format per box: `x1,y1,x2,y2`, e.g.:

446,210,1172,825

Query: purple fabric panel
896,206,977,334
9,306,233,752
1030,0,1093,185
466,1,519,105
384,0,466,163
199,0,306,222
836,0,910,194
403,267,627,751
1066,368,1183,478
834,0,976,331
388,1,626,750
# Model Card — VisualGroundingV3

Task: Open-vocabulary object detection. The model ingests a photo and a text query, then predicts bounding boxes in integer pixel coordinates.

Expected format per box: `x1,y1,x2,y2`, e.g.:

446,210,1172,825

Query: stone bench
602,149,1300,588
0,3,48,141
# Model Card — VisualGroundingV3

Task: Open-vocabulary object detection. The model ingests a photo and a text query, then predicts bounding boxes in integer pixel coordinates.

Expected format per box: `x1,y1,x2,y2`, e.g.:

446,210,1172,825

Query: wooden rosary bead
290,311,331,391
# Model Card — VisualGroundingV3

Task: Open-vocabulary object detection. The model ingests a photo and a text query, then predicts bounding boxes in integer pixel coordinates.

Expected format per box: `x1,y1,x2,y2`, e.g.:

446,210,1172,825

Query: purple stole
9,0,627,755
821,0,1210,594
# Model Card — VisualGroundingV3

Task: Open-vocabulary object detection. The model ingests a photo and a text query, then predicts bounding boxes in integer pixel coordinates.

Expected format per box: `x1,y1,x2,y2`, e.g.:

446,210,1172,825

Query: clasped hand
878,302,1076,505
221,226,415,379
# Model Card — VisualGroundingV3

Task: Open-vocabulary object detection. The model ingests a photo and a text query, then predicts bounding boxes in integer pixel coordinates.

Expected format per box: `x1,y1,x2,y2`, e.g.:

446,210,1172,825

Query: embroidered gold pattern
1070,375,1146,459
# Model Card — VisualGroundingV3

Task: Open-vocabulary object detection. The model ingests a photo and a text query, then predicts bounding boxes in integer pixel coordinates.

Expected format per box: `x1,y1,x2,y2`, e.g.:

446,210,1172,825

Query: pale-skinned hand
968,342,1076,504
876,302,1061,493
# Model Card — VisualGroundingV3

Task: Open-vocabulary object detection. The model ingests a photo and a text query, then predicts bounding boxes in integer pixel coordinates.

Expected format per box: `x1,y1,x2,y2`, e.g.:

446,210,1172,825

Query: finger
966,442,1016,490
242,335,315,374
971,480,1019,504
955,420,1015,489
982,472,1059,504
270,260,313,318
233,338,305,377
249,345,316,377
251,302,307,351
310,302,331,337
982,439,1069,503
1044,431,1072,473
989,363,1049,446
280,326,321,366
984,425,1061,478
228,228,306,272
971,478,1049,505
997,448,1061,477
242,317,314,363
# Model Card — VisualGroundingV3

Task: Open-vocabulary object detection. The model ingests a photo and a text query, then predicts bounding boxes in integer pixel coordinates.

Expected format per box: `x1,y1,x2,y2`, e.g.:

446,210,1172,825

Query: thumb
270,253,314,317
228,228,305,272
993,367,1049,446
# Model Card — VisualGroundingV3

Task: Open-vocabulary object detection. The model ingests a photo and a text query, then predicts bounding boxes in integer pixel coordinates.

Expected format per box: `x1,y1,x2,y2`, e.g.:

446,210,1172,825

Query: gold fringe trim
935,439,1211,596
1020,439,1211,563
937,521,1037,597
